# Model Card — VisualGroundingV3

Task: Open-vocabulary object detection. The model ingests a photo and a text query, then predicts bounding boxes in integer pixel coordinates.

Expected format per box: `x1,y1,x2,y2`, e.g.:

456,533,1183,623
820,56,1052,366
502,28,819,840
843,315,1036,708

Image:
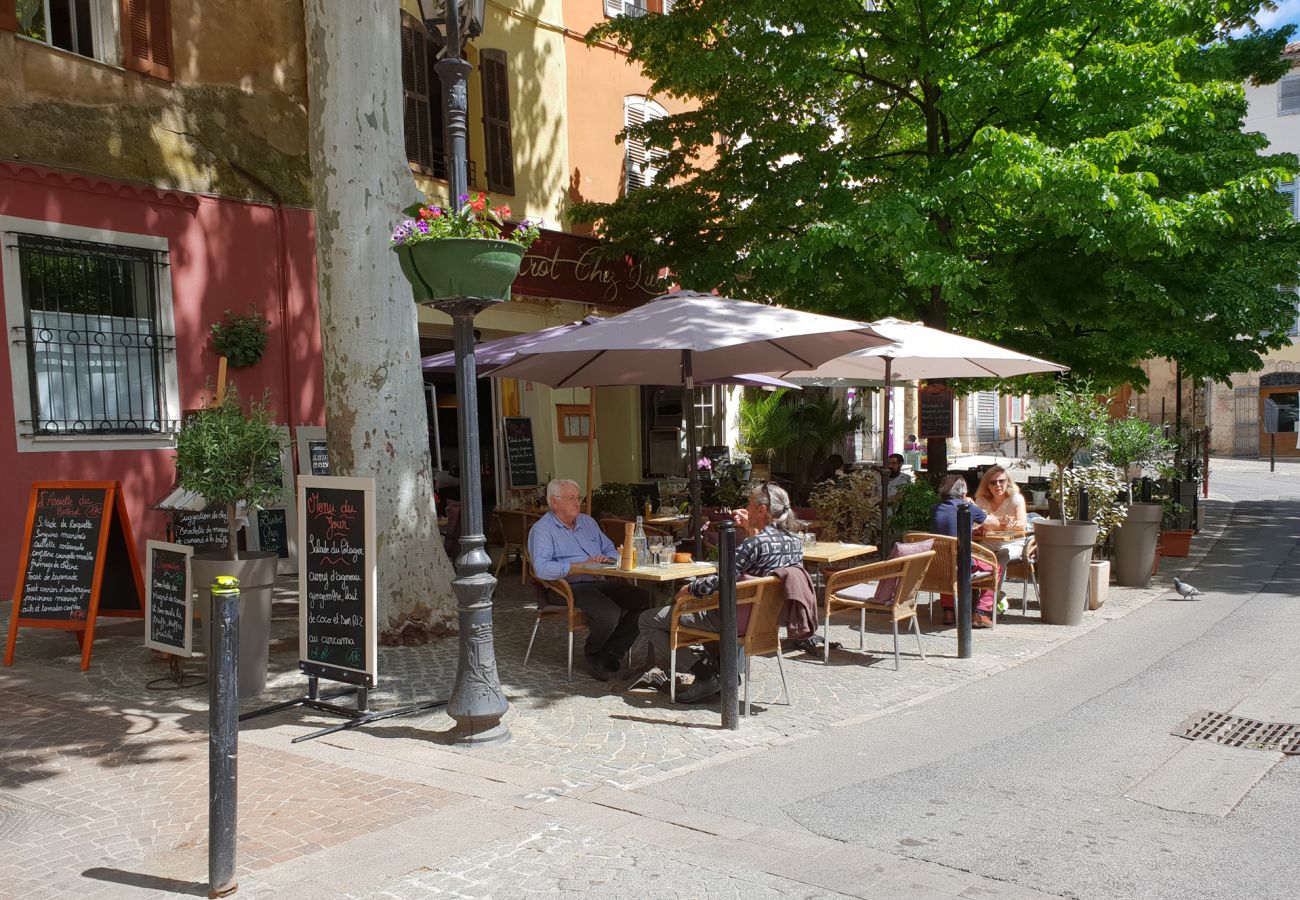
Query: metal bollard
1078,486,1090,523
956,502,973,659
717,520,740,730
209,576,240,897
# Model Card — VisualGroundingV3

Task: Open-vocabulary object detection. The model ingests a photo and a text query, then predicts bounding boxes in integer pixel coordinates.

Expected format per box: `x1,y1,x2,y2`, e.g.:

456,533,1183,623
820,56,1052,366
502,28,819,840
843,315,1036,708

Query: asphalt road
646,459,1300,899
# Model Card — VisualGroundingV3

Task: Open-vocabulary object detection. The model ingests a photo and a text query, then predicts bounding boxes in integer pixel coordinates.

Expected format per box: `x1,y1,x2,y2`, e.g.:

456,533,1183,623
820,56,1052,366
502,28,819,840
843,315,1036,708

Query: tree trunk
302,0,457,642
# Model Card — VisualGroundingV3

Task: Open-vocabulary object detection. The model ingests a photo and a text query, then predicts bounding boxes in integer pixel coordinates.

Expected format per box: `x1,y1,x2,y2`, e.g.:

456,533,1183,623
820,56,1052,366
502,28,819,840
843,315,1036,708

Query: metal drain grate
1174,710,1300,754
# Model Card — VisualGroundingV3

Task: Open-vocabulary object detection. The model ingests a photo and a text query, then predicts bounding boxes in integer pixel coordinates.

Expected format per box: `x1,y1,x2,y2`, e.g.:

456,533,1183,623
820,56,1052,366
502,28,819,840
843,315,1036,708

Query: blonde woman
974,465,1028,567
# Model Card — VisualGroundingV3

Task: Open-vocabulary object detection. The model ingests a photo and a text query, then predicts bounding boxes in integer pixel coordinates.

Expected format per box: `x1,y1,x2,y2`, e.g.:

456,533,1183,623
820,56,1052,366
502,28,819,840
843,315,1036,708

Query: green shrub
210,306,270,368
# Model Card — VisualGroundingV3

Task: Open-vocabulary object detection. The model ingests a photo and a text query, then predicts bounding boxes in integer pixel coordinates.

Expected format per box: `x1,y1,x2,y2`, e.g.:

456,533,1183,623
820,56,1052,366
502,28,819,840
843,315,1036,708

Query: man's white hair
547,478,581,503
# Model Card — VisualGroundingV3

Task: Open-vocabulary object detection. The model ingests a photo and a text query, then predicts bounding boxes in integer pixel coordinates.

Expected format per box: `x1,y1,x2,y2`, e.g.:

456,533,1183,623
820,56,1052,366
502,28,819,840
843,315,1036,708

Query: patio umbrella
421,317,799,512
771,317,1068,551
489,291,895,556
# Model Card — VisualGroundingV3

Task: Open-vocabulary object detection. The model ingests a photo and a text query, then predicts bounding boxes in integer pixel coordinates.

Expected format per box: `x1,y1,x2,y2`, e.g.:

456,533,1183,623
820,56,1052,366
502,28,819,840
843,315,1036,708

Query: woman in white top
974,465,1028,564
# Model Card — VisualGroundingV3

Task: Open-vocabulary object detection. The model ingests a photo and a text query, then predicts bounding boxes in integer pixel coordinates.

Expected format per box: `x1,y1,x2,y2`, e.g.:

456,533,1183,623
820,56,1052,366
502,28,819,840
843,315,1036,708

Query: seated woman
930,474,995,628
974,465,1029,568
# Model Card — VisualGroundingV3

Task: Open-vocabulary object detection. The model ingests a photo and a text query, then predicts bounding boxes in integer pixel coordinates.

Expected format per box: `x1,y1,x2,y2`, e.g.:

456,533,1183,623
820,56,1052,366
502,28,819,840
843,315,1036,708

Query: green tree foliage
579,1,1300,387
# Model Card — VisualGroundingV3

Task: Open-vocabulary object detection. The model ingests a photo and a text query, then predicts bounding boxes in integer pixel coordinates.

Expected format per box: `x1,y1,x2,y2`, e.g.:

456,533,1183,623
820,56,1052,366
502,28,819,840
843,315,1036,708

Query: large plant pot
193,551,279,699
394,238,524,303
1034,520,1098,626
1112,501,1162,587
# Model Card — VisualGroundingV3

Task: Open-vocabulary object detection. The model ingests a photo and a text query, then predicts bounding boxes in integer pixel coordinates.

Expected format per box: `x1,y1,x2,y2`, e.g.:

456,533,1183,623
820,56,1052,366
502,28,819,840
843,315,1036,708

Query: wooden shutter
0,0,18,34
480,49,515,194
624,98,648,193
121,0,174,82
402,13,435,174
603,0,621,17
1281,76,1300,116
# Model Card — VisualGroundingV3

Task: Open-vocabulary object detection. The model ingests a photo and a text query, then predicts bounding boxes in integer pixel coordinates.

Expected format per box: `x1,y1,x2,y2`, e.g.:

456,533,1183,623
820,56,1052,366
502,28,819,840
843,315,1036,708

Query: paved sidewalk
0,507,1223,898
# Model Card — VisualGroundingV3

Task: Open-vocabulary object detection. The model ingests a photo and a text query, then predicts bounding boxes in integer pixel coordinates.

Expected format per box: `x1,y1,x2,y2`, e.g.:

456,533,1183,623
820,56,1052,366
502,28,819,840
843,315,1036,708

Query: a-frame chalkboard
5,481,145,671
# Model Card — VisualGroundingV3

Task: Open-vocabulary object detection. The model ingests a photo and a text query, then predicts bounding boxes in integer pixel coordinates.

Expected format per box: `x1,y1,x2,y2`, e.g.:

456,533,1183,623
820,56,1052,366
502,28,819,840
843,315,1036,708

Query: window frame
14,0,121,66
1281,74,1300,117
1,216,180,453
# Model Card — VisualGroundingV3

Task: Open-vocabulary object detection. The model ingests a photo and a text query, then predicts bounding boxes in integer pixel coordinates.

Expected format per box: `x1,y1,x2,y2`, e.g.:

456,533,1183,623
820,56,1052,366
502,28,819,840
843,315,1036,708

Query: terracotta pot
1113,502,1162,587
1160,529,1194,558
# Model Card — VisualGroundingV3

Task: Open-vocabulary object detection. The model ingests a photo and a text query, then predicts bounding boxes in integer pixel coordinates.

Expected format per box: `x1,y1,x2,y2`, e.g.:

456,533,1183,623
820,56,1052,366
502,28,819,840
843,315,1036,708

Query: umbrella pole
879,357,892,559
586,389,596,515
684,351,703,561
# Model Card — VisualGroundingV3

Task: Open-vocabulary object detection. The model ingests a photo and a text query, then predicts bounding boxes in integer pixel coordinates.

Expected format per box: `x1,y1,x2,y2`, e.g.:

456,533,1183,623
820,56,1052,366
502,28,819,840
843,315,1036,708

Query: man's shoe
677,674,721,704
586,658,610,682
942,609,955,627
602,655,623,674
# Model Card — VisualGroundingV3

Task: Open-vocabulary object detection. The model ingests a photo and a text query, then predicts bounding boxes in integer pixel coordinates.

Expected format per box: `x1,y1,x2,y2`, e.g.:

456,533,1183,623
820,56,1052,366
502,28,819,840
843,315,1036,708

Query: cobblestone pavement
0,507,1222,898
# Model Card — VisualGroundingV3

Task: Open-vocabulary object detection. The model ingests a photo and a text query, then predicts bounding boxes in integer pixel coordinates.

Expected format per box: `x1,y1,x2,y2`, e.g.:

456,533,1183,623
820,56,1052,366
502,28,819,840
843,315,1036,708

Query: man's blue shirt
930,498,986,536
528,510,617,581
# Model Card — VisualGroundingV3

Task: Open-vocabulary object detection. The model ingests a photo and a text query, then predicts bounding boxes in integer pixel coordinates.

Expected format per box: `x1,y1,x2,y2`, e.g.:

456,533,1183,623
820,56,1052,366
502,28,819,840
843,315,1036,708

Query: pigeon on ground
1172,577,1203,600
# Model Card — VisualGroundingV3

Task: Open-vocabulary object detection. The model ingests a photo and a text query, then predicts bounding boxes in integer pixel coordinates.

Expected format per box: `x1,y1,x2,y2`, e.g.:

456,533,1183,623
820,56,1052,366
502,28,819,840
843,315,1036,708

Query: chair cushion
836,581,887,604
874,539,934,603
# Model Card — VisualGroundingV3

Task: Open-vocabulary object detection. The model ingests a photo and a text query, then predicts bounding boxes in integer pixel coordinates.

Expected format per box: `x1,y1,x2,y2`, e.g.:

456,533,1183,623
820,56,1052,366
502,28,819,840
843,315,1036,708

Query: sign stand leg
239,681,446,744
146,653,207,691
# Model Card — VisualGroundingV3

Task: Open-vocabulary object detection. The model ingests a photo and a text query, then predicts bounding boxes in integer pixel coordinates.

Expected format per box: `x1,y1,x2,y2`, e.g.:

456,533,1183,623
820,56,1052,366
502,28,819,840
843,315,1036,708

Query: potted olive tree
174,385,285,697
1102,414,1172,587
1022,384,1107,625
1055,464,1129,610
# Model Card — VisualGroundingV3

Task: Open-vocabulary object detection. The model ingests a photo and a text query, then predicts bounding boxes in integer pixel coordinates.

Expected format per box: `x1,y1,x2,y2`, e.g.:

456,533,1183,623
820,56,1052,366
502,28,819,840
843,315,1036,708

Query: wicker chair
522,565,588,681
822,551,935,669
904,532,1000,624
667,576,789,715
494,509,538,584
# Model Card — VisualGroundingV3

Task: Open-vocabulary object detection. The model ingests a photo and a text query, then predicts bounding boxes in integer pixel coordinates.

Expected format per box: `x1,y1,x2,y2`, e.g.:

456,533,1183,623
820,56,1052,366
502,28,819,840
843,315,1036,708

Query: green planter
394,238,525,303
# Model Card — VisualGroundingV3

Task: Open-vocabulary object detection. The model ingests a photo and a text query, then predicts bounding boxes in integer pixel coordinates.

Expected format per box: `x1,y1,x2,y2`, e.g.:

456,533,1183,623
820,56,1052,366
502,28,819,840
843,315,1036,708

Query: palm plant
738,388,800,462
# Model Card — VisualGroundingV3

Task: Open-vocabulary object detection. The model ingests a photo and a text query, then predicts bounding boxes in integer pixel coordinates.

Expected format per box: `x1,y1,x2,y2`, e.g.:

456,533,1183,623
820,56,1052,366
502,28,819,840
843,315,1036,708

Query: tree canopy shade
577,0,1300,388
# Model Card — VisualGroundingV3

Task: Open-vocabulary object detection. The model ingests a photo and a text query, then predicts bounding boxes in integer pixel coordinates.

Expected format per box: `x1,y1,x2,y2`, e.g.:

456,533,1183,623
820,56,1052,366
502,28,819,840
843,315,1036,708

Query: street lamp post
428,0,509,746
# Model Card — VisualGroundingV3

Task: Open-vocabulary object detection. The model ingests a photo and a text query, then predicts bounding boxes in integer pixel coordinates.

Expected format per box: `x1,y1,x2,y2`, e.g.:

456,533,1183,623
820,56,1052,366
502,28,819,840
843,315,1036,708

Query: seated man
633,483,804,703
929,473,995,628
527,479,650,683
886,452,913,501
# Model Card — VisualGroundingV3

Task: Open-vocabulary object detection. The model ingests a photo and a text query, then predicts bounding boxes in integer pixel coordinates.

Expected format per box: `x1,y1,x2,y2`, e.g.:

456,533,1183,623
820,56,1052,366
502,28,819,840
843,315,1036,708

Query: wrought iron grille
9,233,176,437
1233,386,1259,456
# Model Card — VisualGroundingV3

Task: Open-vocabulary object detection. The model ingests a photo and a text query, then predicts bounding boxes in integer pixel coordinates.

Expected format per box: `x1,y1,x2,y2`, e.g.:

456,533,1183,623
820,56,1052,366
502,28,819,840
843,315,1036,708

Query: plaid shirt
689,525,804,597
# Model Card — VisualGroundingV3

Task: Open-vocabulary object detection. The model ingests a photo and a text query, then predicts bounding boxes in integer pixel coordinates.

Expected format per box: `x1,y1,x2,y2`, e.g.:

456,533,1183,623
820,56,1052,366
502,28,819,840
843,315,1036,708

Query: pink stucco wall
0,162,323,595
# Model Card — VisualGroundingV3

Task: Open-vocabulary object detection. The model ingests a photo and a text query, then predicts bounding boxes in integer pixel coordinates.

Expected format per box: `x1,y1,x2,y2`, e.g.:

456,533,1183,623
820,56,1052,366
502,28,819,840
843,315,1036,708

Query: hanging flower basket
395,238,525,303
390,192,539,304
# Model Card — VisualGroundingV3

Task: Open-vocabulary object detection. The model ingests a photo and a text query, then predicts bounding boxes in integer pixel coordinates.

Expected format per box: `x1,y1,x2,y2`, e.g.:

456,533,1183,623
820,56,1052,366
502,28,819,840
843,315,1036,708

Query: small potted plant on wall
174,384,285,698
1102,413,1172,587
390,192,541,303
210,306,270,368
1022,382,1108,625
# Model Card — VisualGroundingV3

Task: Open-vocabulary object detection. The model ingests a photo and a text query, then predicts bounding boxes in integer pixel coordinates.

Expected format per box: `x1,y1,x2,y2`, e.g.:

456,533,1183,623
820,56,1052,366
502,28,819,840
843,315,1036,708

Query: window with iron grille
5,230,177,441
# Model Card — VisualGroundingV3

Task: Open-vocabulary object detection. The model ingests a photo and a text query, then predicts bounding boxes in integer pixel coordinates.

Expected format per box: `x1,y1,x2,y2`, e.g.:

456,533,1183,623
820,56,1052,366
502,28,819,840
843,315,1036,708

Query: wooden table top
801,541,877,563
567,560,717,582
977,528,1026,544
646,514,690,525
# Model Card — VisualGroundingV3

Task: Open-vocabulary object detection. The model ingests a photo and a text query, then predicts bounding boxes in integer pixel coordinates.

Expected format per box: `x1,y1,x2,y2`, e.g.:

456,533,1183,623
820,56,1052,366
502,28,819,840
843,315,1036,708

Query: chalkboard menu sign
5,481,144,671
309,441,330,475
297,476,377,688
503,416,538,489
919,385,955,439
296,427,330,478
144,541,193,657
173,507,229,553
254,507,291,560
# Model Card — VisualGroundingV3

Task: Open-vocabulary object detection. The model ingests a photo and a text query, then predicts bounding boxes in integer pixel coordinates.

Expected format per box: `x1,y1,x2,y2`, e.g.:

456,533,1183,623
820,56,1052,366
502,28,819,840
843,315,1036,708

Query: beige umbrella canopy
491,291,895,555
772,317,1069,463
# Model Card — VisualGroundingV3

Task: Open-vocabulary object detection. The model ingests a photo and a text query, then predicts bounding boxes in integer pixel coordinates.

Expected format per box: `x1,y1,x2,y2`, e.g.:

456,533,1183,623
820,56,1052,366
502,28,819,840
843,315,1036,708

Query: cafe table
566,559,717,583
801,541,877,564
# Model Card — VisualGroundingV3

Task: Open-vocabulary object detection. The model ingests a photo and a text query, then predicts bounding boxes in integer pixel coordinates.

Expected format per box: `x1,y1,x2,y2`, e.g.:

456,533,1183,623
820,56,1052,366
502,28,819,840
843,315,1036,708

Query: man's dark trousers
569,581,649,660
